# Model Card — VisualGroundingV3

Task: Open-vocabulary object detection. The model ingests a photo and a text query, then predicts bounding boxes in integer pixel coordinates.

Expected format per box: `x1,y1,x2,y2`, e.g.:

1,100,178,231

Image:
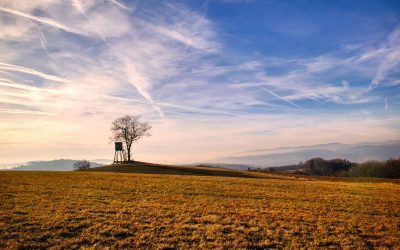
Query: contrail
0,77,13,83
123,59,165,118
69,0,107,41
0,6,84,35
316,99,330,108
368,27,400,90
149,0,210,121
385,98,388,110
0,108,55,116
0,62,68,83
34,24,49,54
158,102,236,117
0,81,60,93
107,0,131,11
260,87,303,109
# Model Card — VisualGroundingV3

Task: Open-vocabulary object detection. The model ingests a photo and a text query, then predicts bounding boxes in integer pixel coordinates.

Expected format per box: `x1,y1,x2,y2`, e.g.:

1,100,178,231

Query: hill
214,141,400,167
12,159,103,171
88,161,261,178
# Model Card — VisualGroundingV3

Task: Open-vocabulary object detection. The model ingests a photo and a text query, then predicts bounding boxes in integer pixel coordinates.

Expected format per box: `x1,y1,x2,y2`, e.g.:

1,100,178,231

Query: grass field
1,164,399,249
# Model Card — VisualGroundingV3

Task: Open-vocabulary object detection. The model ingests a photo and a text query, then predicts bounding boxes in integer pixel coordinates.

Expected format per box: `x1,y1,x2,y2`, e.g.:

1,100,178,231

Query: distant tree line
261,157,400,179
347,158,400,178
302,158,353,176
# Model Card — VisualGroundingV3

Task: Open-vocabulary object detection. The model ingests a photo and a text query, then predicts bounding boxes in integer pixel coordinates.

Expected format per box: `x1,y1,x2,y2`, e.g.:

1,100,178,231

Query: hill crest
88,161,262,178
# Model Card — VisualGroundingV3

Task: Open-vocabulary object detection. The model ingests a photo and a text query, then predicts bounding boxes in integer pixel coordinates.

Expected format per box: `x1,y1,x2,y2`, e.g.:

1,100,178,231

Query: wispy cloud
367,26,400,89
0,62,67,83
0,0,399,164
0,6,84,35
0,108,55,115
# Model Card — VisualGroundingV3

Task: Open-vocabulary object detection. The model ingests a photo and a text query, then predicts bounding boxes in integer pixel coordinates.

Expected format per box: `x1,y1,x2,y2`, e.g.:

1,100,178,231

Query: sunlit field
1,170,399,249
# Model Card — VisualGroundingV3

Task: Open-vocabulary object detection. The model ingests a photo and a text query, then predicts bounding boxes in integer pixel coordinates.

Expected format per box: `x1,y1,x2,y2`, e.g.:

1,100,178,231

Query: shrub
348,158,400,178
73,160,91,171
302,158,352,176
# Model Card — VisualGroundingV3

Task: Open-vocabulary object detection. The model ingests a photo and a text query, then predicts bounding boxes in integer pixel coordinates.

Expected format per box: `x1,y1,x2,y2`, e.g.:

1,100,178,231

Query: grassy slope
87,161,267,178
89,161,400,183
1,171,399,249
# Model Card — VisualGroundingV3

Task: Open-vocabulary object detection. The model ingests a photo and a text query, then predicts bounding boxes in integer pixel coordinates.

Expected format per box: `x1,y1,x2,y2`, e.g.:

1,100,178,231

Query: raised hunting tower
113,142,126,163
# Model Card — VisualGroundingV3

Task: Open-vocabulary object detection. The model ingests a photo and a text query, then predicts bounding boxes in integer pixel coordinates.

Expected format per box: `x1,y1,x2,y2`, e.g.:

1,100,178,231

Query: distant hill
213,141,400,167
12,159,103,171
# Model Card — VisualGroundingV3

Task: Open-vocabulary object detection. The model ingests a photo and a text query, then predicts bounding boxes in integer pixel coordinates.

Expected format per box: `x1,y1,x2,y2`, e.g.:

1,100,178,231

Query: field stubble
0,171,399,249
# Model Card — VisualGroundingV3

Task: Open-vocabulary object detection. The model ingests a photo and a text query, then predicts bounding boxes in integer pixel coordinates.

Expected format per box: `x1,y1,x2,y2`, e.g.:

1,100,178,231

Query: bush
348,158,400,178
73,160,91,171
382,158,400,178
302,158,353,176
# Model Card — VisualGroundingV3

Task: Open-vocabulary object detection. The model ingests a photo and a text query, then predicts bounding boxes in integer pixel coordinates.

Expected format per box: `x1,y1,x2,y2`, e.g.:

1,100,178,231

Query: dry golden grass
1,169,399,249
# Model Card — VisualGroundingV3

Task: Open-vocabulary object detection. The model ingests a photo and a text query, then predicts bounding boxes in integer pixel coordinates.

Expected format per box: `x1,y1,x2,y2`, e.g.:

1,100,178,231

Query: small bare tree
111,115,152,162
74,160,91,171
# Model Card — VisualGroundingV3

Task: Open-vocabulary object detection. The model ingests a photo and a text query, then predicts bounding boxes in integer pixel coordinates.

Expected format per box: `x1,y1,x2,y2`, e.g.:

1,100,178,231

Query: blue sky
0,0,399,165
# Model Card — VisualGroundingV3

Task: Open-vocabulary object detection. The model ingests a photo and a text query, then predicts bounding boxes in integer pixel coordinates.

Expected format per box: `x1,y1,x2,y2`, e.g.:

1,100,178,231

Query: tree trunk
127,145,131,162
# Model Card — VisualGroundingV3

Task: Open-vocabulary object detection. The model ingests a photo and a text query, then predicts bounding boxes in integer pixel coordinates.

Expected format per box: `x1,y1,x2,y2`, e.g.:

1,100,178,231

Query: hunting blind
113,142,126,163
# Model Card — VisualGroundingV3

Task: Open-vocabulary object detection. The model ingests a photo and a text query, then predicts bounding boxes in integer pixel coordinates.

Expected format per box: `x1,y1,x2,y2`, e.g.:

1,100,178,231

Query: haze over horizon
1,0,399,165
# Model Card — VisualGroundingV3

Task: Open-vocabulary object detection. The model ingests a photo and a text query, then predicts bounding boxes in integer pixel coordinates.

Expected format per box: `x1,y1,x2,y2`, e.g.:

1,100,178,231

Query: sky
0,0,399,165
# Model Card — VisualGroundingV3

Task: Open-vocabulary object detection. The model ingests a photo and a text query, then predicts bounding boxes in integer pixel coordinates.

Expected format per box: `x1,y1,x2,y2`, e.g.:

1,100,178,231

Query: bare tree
110,115,152,162
74,160,91,171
